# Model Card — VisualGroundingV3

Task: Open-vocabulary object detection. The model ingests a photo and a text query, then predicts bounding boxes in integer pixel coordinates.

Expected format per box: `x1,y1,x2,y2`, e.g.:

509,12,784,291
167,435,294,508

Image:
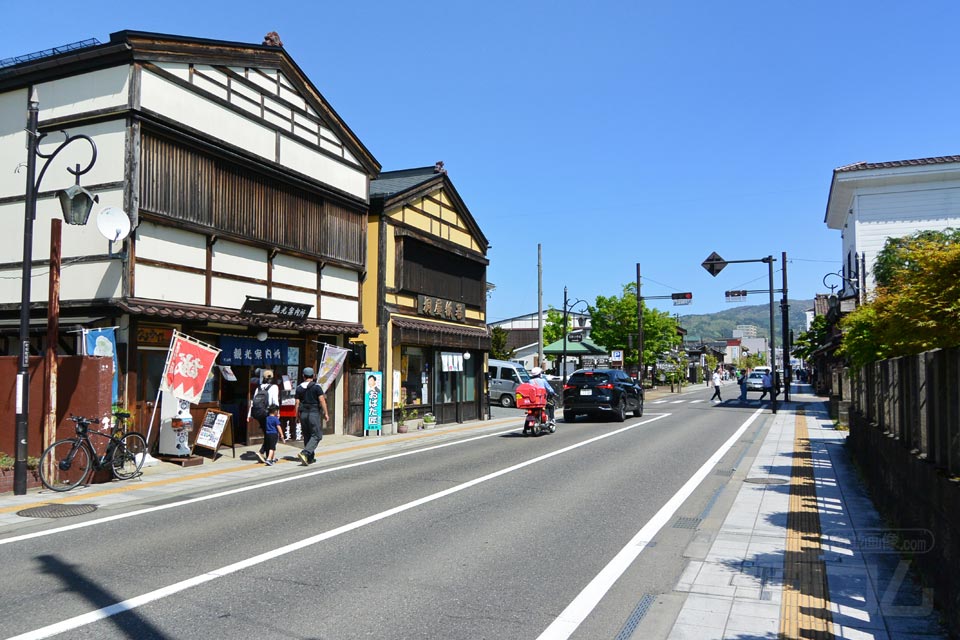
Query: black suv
562,369,644,422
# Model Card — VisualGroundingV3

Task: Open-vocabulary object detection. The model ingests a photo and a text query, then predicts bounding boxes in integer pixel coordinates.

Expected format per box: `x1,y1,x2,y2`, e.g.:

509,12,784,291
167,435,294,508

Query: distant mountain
678,299,813,342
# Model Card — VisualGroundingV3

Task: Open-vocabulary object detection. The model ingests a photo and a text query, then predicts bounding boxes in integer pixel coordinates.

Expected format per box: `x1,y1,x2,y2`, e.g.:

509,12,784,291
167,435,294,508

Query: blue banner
219,337,289,366
364,371,383,433
85,328,118,403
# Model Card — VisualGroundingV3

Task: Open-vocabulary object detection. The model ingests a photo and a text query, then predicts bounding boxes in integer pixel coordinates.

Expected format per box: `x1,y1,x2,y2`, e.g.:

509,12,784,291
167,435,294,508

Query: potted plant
396,401,410,434
423,413,436,428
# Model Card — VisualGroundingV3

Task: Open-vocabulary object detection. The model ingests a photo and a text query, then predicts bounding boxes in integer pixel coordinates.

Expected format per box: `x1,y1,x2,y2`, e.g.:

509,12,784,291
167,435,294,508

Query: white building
825,155,960,298
0,31,380,445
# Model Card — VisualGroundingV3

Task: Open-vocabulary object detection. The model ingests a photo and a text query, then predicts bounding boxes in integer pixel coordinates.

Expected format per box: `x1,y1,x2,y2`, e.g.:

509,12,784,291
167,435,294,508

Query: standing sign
611,350,624,365
193,409,234,458
364,372,383,435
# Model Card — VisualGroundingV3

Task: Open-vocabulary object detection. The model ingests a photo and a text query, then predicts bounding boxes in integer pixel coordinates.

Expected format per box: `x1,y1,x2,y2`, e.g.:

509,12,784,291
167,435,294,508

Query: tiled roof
835,155,960,173
119,299,365,335
370,166,442,198
392,316,490,339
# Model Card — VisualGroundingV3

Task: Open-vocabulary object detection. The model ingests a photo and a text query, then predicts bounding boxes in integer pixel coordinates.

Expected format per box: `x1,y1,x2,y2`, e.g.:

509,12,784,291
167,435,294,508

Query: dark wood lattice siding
139,132,365,267
400,237,485,306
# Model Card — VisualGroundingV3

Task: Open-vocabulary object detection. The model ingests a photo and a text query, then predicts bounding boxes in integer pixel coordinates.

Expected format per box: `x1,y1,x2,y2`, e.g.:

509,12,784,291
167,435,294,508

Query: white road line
536,407,765,640
7,414,671,640
670,400,686,404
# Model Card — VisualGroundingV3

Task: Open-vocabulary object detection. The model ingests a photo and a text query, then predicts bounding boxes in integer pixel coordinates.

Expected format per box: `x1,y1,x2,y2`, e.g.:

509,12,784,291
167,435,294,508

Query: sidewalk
668,384,948,640
0,383,948,638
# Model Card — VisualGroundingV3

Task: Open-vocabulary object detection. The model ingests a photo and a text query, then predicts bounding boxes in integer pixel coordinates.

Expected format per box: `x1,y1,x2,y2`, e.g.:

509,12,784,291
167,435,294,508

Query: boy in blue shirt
256,404,285,466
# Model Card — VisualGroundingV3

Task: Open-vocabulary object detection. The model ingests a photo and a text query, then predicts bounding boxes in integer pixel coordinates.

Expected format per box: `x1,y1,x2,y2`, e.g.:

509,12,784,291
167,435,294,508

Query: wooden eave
392,225,489,265
373,173,490,252
118,30,380,177
0,30,380,178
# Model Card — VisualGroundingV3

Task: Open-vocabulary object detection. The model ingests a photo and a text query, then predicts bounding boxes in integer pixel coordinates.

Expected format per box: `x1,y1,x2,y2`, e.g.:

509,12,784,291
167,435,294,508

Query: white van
488,359,532,407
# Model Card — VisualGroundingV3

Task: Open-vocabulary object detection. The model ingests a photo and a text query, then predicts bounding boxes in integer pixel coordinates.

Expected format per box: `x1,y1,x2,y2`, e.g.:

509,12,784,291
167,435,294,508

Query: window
401,346,429,406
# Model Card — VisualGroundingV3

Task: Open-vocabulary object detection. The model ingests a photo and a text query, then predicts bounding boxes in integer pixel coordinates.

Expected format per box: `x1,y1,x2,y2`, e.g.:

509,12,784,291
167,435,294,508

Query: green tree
839,232,960,368
792,315,829,362
873,228,960,287
543,307,570,346
489,326,513,360
590,283,681,369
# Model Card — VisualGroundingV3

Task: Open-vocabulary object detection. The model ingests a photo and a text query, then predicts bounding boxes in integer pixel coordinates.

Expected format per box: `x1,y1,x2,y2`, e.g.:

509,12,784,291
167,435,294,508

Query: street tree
840,231,960,368
543,307,570,346
589,283,681,369
489,326,513,360
792,315,829,362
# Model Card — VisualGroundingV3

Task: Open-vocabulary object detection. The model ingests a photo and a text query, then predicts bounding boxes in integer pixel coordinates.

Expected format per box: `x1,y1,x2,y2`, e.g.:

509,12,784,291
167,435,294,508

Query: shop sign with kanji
417,295,466,322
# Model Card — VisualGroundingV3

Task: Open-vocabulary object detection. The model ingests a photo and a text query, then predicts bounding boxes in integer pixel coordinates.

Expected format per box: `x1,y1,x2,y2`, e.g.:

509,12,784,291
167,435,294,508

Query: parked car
745,371,765,391
562,368,643,422
488,359,531,407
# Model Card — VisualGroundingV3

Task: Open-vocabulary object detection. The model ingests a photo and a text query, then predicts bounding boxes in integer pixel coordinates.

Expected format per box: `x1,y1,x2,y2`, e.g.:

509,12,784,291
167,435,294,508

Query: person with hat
250,369,280,452
295,366,329,465
528,367,557,426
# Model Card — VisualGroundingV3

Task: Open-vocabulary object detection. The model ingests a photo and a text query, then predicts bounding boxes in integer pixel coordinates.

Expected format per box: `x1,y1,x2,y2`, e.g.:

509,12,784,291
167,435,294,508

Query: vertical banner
316,343,350,393
160,331,221,404
364,372,383,434
84,328,119,403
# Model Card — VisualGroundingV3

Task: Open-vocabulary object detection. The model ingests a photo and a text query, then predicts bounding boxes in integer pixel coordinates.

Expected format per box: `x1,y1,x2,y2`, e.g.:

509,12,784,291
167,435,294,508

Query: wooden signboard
193,409,235,459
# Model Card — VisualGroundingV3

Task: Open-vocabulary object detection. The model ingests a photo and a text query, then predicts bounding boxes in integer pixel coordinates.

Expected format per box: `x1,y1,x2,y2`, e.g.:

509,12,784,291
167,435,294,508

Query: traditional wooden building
0,31,380,446
359,164,490,431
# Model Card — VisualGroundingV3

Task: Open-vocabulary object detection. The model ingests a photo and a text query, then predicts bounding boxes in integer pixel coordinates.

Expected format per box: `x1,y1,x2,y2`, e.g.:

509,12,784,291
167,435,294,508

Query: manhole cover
17,503,98,519
744,477,789,485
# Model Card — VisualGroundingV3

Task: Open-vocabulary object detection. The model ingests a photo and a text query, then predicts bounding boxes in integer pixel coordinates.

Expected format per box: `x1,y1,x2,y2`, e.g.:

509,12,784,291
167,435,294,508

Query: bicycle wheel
111,432,147,480
39,438,92,492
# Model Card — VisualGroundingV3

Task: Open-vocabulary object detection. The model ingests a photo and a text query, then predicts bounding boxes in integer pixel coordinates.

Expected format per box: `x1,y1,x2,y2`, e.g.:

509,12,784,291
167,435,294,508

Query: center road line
536,407,765,640
7,415,672,640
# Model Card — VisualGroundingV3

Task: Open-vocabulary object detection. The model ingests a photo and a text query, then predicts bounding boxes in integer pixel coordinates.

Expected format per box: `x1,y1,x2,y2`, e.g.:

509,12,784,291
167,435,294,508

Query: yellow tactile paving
779,408,834,639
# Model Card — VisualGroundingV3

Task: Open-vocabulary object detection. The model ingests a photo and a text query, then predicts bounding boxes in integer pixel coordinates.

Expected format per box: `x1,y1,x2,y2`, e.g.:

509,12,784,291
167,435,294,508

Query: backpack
251,384,270,420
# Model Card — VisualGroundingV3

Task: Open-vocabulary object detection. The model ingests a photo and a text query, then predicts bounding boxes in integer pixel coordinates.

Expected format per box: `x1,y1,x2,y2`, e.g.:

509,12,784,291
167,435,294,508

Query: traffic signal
671,292,693,301
725,290,748,298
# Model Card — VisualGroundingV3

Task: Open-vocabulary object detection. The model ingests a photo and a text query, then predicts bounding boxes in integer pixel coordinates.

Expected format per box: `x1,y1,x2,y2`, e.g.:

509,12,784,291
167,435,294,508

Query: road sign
701,252,727,277
611,349,623,363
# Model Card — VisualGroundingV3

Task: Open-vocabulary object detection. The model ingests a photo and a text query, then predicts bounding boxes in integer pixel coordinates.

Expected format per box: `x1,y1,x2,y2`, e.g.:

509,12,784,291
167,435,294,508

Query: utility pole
780,251,790,402
537,244,543,370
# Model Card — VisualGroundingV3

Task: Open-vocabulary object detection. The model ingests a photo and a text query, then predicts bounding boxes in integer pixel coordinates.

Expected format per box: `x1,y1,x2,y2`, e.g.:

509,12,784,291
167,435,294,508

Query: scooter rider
529,367,557,425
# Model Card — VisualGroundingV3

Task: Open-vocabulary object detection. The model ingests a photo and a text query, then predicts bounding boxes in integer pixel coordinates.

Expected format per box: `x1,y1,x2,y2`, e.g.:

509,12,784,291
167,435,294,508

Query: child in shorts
256,404,284,466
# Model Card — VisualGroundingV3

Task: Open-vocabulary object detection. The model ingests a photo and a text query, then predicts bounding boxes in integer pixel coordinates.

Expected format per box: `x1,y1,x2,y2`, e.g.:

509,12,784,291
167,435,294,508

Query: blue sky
5,1,959,321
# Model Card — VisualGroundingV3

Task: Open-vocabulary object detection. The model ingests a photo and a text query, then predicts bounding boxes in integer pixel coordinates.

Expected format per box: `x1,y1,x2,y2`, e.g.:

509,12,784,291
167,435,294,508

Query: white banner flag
316,343,350,393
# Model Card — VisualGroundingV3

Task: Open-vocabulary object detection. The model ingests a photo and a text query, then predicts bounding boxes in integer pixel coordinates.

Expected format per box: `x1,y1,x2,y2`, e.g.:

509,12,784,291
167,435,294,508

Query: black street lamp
560,286,589,389
14,88,98,495
702,252,779,414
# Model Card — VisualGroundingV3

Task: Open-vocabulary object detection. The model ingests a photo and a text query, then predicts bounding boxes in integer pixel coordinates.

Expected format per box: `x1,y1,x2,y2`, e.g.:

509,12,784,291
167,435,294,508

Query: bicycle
38,411,147,492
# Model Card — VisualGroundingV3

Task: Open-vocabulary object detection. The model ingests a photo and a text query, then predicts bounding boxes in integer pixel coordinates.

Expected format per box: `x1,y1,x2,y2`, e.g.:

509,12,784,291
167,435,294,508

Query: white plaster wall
210,276,266,309
212,239,267,279
136,221,207,269
0,260,121,303
37,66,129,121
320,264,359,297
135,264,205,304
320,295,358,322
272,253,316,289
270,286,318,317
279,136,367,200
140,70,276,159
0,88,29,198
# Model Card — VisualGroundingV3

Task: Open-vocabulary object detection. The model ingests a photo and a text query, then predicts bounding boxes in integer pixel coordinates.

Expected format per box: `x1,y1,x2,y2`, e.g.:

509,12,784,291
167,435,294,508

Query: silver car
745,372,765,391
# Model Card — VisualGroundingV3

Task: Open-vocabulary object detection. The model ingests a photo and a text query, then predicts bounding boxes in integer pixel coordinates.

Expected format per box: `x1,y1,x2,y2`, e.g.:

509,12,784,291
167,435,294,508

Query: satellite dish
96,207,131,243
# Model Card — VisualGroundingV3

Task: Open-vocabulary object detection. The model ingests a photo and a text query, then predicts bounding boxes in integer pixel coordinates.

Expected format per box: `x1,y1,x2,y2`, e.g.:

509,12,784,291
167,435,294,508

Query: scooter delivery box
515,382,547,409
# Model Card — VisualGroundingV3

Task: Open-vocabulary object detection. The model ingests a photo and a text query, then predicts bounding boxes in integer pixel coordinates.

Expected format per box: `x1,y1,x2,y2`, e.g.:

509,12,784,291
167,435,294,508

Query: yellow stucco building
359,164,490,432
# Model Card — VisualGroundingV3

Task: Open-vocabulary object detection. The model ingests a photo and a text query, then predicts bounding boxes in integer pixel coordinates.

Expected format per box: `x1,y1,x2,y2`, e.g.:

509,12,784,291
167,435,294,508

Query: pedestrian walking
250,369,280,429
256,404,284,465
738,368,749,403
759,370,774,401
710,367,723,402
296,367,330,466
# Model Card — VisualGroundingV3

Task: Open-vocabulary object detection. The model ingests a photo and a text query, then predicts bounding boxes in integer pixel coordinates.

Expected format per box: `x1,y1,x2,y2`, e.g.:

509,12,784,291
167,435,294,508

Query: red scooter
515,383,556,436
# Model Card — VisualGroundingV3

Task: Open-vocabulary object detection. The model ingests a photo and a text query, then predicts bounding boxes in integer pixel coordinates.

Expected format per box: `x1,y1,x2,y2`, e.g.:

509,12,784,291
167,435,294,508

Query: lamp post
702,252,778,414
560,286,588,389
14,88,98,495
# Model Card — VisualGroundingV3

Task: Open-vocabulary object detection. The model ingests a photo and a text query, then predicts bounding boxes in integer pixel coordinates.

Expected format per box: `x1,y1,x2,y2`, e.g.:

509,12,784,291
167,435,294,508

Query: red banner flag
160,331,220,403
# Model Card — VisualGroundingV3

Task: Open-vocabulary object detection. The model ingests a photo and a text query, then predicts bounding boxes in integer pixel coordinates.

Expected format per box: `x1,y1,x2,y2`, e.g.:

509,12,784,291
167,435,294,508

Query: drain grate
714,468,735,476
18,503,98,519
673,516,702,529
744,477,789,485
614,593,656,640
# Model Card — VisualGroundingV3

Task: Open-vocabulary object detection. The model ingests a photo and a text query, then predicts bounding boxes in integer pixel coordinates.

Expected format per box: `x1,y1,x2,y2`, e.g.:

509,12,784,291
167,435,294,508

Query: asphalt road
0,389,769,640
